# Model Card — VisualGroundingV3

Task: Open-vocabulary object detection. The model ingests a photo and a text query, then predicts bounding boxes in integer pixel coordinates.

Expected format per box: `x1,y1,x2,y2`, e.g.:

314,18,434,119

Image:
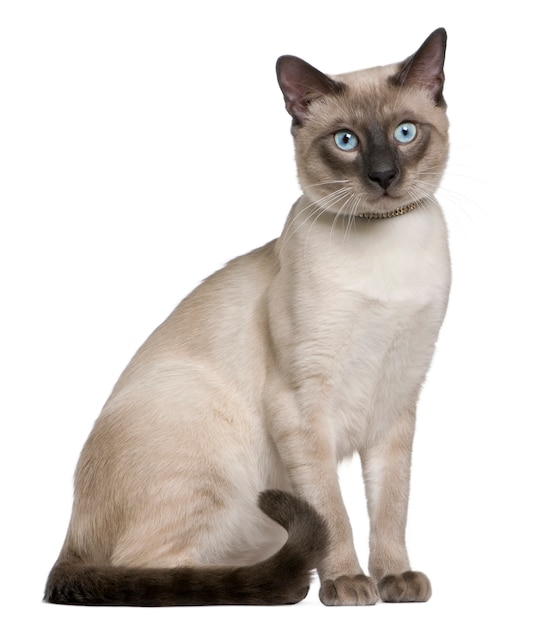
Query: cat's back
109,240,279,400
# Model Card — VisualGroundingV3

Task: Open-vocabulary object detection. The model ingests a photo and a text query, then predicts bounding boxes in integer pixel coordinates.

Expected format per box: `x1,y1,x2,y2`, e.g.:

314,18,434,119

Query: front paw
319,574,378,606
378,571,432,603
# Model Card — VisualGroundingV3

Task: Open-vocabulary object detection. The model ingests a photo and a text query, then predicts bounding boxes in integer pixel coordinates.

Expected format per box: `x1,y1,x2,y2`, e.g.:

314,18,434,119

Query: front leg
267,387,377,606
360,409,432,603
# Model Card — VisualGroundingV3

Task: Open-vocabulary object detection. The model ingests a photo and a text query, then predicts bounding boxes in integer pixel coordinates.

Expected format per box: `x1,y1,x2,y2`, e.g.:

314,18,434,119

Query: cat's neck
277,194,450,306
282,194,435,242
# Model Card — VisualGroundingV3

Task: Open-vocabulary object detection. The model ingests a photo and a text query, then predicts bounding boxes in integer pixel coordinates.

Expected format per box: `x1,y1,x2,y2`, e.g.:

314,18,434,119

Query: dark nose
368,170,397,190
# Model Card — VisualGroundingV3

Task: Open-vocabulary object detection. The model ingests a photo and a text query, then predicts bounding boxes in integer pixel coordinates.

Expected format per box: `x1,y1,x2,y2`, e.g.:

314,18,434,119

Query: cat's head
277,29,449,219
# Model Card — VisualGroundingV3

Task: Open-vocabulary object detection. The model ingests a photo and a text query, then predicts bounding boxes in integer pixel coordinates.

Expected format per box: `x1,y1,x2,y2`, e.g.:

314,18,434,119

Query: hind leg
108,417,286,568
111,480,287,569
69,363,284,569
105,381,286,567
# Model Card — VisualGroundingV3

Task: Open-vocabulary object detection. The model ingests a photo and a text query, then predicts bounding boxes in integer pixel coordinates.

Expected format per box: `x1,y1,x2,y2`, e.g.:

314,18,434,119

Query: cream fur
54,30,451,606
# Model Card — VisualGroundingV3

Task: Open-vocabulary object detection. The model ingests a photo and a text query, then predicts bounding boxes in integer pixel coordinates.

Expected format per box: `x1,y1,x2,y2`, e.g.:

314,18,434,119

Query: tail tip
258,489,329,561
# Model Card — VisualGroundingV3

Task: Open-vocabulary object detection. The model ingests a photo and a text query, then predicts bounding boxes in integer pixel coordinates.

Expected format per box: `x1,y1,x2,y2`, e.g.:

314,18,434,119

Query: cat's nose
368,170,397,190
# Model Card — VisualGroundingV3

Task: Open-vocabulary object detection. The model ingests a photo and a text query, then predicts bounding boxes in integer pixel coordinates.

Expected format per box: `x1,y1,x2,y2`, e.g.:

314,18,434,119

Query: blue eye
394,122,417,144
334,130,359,151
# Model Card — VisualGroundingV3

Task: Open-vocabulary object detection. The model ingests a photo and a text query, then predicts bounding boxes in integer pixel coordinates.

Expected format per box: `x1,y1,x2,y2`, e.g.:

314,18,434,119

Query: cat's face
277,29,449,219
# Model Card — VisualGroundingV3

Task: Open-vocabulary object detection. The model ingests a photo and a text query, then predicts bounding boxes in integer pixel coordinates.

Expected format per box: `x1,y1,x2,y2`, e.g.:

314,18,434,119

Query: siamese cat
45,28,450,606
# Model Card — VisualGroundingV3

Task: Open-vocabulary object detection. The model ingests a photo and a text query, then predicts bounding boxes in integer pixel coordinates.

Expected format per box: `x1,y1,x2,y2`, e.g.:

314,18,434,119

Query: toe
319,574,378,606
379,571,432,603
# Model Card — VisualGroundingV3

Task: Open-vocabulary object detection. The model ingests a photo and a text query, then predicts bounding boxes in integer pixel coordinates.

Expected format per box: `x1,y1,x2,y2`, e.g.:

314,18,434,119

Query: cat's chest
321,214,449,305
289,211,450,454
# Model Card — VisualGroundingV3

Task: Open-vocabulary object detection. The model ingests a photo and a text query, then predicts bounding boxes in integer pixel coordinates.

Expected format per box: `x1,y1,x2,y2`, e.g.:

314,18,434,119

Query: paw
378,571,432,603
319,574,378,606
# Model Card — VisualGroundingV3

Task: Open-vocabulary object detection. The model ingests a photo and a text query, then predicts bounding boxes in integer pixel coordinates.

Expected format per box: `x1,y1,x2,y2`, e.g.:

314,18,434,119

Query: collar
357,200,418,220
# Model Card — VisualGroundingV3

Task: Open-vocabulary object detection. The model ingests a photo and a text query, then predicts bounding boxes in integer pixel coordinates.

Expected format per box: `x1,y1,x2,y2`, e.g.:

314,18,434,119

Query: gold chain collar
357,200,418,220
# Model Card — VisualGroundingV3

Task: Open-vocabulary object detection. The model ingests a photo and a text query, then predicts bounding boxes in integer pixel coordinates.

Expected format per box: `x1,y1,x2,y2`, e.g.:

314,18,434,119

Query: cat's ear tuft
394,28,447,105
276,56,341,126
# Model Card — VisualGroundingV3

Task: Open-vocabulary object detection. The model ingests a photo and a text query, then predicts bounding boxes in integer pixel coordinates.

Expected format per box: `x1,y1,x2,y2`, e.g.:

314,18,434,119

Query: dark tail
44,490,328,606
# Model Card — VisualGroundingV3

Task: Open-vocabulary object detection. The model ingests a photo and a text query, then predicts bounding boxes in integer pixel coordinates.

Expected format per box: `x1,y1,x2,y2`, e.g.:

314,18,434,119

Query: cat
45,27,450,607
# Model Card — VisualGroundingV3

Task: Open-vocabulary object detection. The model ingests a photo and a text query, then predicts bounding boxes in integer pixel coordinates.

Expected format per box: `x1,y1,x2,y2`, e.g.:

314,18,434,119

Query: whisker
279,187,350,254
303,188,353,255
330,190,356,250
342,193,361,245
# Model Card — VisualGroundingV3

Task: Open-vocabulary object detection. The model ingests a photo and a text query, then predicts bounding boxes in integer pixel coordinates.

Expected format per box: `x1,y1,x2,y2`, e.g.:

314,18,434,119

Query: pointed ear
394,28,447,104
276,55,342,125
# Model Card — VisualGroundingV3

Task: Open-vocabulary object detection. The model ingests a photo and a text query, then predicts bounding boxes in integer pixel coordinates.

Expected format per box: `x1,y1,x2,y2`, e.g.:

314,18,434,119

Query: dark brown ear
276,55,342,125
393,28,447,104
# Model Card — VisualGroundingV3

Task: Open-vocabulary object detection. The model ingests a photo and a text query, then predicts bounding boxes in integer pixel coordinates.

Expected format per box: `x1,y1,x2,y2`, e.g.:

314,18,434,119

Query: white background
1,1,557,624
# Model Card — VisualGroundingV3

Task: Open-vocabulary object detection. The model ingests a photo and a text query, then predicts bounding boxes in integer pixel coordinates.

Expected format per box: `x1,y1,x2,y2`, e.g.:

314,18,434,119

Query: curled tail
44,490,328,606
